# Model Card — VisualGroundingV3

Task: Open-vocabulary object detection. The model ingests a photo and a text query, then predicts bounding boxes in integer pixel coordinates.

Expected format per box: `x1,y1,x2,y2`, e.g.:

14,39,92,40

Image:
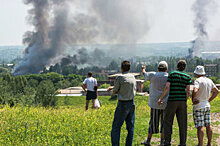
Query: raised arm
158,82,170,105
142,65,146,75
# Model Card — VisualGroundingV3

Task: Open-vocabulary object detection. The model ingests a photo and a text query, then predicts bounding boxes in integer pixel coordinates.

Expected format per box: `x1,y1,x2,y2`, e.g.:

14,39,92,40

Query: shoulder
83,78,88,83
194,78,200,83
128,73,136,78
206,77,214,84
168,71,177,76
116,75,123,80
147,71,156,75
174,71,191,78
145,71,156,78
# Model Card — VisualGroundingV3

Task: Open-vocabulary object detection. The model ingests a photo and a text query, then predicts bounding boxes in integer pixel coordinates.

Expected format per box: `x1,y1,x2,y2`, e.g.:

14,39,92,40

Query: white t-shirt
83,77,97,92
145,72,168,109
193,77,216,110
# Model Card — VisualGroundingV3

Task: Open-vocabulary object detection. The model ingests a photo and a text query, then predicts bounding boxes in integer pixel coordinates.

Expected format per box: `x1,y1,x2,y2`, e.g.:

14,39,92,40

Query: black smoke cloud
70,48,108,66
191,0,217,57
13,0,150,75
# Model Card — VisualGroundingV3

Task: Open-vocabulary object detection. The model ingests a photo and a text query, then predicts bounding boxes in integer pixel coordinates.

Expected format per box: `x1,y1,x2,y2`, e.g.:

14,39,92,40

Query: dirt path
211,113,220,145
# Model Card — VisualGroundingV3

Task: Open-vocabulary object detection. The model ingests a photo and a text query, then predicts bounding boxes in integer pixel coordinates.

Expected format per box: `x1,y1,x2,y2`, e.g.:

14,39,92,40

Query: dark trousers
164,101,187,146
111,101,135,146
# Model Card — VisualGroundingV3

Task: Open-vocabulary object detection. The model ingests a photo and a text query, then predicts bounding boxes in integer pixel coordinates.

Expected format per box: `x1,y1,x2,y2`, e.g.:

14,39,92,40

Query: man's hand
107,87,114,92
142,65,146,75
158,82,170,106
158,98,163,106
141,65,146,70
192,98,199,105
81,84,87,92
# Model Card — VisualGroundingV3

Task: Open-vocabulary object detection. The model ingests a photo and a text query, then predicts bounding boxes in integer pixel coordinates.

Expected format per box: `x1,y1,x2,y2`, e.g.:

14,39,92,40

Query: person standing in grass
141,61,169,146
108,61,136,146
192,66,219,146
81,72,98,110
158,60,192,146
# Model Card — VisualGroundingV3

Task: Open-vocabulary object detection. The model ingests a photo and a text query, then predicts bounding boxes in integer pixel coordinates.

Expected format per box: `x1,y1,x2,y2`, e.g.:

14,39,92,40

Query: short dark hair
121,61,130,72
177,60,186,71
88,72,92,77
158,67,166,72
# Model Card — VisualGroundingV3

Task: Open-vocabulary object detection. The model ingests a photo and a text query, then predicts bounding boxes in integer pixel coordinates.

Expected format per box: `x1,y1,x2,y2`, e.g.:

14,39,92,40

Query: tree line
0,72,85,107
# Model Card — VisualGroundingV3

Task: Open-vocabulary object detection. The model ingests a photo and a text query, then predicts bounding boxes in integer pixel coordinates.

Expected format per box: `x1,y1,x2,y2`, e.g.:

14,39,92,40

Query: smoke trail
192,0,217,57
91,0,149,43
13,0,150,75
13,0,50,75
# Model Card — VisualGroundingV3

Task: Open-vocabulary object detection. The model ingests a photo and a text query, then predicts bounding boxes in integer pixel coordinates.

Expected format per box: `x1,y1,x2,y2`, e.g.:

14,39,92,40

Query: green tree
108,60,119,70
98,83,110,89
28,79,39,88
143,81,150,92
55,80,71,89
35,80,57,107
0,80,12,105
0,67,9,74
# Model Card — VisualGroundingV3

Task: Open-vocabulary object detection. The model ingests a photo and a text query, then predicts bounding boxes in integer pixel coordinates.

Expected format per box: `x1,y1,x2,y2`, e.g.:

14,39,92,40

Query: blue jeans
111,100,135,146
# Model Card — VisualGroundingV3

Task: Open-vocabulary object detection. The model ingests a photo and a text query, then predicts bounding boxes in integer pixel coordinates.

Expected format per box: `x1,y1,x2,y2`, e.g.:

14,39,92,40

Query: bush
143,81,150,92
0,80,13,106
28,79,39,88
0,67,9,74
35,80,57,107
99,83,111,89
55,80,71,90
209,77,220,84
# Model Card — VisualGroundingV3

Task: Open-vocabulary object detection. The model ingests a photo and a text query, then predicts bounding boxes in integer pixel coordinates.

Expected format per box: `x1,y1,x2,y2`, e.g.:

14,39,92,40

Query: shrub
99,83,111,89
143,81,150,92
55,80,71,90
35,80,57,107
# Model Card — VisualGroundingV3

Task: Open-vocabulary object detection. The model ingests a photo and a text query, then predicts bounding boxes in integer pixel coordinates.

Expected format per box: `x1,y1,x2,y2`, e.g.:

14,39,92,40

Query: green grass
0,95,219,145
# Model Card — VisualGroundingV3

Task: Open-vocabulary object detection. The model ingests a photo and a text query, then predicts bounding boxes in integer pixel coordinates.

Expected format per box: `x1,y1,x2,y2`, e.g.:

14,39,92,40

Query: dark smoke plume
13,0,150,75
191,0,217,57
71,48,108,66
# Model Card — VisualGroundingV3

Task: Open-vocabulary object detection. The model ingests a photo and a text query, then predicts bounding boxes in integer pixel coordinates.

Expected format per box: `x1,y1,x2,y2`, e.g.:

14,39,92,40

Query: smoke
71,48,109,66
13,0,150,75
191,0,217,57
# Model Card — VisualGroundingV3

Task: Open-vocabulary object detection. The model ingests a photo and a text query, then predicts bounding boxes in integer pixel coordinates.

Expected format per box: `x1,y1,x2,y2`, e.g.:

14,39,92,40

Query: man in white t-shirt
192,66,219,146
81,72,98,110
141,61,169,146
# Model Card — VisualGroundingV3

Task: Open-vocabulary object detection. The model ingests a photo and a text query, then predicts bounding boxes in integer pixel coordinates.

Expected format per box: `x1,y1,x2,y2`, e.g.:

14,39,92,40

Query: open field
0,95,219,145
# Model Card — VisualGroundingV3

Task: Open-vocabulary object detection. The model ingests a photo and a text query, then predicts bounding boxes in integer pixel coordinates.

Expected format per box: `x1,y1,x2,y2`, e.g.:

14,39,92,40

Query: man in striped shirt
158,60,192,146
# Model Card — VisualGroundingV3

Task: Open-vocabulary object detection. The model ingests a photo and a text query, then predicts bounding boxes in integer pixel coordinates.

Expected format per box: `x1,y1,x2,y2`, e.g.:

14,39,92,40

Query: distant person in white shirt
192,66,219,146
81,72,98,110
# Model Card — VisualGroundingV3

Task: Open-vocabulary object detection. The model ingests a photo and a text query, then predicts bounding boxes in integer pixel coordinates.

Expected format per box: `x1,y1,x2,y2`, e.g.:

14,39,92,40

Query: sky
0,0,220,46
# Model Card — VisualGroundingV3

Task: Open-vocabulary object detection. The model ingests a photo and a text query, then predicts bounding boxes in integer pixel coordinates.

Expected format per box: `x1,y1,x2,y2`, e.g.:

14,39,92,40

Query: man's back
145,72,168,109
168,70,192,101
83,77,97,91
193,76,215,109
113,72,136,101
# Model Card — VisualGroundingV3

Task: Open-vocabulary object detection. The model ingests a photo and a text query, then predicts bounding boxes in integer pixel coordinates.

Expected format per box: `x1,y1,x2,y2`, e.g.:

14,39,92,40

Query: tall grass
0,96,219,145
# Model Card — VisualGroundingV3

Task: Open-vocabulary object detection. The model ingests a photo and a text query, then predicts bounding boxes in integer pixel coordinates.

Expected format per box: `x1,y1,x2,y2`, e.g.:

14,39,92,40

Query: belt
118,99,133,102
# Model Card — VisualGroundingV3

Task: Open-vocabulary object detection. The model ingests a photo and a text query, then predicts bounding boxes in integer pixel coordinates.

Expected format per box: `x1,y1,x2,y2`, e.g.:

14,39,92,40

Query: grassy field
0,95,219,145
